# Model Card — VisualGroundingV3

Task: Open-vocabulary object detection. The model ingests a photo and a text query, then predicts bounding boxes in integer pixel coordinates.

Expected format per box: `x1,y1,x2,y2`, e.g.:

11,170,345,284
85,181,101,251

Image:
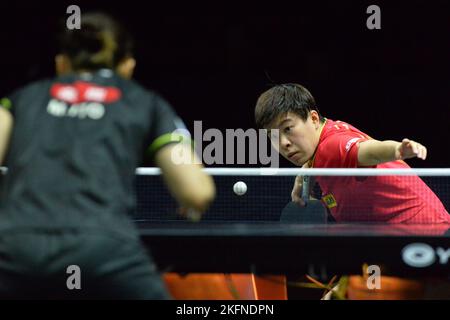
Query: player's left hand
395,138,427,160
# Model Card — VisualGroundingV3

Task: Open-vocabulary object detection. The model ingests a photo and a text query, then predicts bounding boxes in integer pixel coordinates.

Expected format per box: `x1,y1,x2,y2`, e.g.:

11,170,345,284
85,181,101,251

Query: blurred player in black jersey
0,12,215,299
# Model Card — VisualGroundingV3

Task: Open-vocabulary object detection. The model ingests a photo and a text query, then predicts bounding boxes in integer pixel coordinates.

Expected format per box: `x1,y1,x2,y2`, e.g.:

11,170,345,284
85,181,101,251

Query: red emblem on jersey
50,81,121,104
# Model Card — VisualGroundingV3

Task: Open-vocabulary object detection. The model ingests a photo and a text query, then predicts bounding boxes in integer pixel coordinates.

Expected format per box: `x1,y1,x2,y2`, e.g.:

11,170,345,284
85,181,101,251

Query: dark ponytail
57,12,133,71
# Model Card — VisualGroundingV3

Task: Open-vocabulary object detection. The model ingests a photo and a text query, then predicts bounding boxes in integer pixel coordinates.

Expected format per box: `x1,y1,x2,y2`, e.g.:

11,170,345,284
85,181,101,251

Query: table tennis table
138,221,450,278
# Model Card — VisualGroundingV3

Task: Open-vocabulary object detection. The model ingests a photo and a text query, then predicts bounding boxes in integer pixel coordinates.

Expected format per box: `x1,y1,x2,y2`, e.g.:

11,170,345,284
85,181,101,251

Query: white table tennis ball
233,181,247,196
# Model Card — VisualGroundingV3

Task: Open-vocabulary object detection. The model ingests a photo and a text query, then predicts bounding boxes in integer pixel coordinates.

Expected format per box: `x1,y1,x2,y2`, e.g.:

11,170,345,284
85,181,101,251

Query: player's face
268,111,321,166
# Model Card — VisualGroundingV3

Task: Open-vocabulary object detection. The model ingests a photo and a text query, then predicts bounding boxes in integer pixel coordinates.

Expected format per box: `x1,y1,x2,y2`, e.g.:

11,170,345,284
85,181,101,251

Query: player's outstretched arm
357,138,427,166
0,107,13,165
155,143,216,215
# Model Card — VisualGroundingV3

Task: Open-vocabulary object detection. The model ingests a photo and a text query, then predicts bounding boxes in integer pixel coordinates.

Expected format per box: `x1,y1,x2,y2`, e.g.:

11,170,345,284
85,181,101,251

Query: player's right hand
291,176,305,207
291,163,309,207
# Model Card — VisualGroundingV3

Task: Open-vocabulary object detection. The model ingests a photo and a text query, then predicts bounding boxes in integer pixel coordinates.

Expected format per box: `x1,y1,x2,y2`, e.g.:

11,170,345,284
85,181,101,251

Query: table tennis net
134,168,450,223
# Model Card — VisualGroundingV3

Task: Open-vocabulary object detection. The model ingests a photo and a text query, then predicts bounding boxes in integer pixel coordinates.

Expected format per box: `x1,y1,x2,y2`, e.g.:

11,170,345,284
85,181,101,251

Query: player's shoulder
1,79,53,113
322,119,367,140
8,78,54,99
319,119,369,151
325,119,360,132
314,119,366,167
117,78,168,107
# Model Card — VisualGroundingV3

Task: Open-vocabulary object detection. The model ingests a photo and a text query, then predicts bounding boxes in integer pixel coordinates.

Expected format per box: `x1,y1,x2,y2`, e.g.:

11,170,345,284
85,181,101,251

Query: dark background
0,1,449,167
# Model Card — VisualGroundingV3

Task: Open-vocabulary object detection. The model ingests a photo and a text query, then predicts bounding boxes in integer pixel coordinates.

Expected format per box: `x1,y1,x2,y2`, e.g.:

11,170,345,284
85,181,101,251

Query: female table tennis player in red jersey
255,83,450,224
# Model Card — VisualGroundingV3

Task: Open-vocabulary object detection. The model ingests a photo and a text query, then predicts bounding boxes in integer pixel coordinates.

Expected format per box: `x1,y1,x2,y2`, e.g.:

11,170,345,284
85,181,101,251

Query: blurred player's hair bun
72,23,105,54
57,12,134,71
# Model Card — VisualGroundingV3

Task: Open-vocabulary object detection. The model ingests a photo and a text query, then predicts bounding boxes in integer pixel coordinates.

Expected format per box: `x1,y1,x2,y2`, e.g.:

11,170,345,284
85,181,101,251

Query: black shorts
0,228,170,299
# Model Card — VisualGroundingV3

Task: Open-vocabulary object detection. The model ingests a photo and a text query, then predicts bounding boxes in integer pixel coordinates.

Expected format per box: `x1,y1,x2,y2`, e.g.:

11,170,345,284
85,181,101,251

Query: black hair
255,83,323,128
57,12,133,71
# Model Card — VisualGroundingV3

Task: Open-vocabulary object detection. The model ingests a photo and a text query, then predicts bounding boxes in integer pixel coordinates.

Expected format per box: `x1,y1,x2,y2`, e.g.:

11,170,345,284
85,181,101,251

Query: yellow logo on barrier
322,194,337,209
